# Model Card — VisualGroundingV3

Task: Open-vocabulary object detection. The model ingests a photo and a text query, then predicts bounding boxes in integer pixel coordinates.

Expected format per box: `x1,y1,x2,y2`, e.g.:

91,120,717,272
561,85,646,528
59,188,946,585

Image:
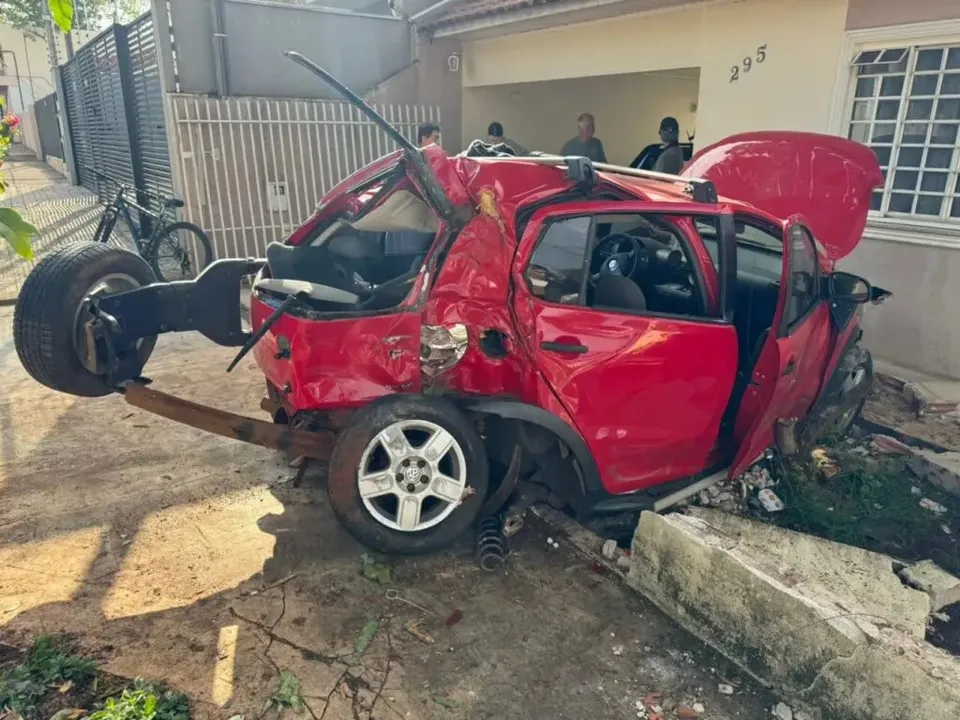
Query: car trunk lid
683,131,882,261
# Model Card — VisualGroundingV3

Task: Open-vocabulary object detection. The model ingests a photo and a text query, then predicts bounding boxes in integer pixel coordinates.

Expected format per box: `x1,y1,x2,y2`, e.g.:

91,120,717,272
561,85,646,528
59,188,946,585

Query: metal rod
653,469,728,513
123,382,335,460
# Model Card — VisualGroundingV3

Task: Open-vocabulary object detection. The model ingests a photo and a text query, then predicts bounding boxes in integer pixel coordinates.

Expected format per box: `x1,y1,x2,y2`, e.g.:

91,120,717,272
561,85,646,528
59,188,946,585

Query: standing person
487,121,526,155
418,123,441,147
561,113,607,163
652,116,685,174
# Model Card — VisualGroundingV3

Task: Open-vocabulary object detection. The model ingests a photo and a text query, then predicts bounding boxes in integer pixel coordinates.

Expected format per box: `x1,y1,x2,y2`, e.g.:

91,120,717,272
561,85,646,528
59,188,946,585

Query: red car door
511,202,739,495
728,220,832,477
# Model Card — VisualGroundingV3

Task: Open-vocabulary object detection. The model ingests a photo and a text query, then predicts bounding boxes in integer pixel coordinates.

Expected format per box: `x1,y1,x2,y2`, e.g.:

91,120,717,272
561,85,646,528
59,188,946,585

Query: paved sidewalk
0,160,102,303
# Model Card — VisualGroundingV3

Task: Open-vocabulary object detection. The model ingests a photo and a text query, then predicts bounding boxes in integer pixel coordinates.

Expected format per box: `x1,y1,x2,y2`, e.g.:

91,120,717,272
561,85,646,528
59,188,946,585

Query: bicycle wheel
146,221,214,282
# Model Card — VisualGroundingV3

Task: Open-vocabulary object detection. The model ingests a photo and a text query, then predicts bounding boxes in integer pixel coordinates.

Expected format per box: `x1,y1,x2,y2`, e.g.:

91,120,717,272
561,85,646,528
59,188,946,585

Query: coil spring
476,514,507,572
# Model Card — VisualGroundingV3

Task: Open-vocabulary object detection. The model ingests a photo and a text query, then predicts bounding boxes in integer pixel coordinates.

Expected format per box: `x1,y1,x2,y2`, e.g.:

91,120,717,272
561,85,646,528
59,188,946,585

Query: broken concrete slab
907,447,960,498
904,380,960,416
900,560,960,613
688,508,931,638
628,509,960,720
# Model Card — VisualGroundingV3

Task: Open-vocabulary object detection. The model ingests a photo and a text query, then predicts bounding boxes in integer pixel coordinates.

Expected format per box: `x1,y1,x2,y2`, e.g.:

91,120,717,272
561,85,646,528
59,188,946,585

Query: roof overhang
419,0,709,40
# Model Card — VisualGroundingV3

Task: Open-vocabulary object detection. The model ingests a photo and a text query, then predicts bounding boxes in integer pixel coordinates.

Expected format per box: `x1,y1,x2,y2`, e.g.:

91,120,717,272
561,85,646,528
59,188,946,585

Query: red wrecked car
13,53,890,555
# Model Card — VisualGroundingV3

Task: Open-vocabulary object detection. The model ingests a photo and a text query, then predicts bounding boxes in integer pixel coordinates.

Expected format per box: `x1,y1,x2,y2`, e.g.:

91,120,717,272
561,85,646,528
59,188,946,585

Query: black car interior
257,188,438,313
585,215,705,317
695,218,783,370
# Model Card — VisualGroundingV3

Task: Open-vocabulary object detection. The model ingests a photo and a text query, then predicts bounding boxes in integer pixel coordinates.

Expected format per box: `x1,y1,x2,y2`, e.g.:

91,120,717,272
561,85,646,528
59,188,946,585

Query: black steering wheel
591,233,646,283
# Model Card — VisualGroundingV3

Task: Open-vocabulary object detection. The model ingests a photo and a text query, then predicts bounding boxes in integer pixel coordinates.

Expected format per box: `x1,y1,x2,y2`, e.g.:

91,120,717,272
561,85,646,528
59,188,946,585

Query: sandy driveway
0,313,774,719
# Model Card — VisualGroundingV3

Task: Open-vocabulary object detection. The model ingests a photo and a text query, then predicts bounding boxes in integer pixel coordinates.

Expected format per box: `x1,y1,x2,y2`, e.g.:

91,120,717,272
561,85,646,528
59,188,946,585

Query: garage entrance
462,68,700,165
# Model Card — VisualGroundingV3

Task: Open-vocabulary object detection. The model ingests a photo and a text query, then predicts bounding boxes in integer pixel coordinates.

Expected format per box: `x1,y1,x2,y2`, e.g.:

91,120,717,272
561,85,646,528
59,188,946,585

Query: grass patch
0,636,96,719
0,638,190,720
767,442,960,574
87,679,190,720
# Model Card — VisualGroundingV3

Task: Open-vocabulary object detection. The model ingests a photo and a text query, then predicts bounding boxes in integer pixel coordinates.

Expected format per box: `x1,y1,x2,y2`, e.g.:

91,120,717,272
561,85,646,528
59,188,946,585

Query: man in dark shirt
653,116,685,174
487,121,526,155
561,113,607,163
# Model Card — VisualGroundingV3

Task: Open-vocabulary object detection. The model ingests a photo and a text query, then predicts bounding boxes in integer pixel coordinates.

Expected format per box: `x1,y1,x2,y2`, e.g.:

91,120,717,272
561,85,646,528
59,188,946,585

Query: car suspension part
476,515,507,572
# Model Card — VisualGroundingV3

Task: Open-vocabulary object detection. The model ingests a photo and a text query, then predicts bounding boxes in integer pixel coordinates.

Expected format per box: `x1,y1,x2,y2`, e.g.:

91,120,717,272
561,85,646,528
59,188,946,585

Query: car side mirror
828,271,871,304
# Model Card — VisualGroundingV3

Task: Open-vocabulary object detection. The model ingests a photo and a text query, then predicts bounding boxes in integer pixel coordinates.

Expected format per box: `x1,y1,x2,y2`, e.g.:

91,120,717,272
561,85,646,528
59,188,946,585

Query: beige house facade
413,0,960,378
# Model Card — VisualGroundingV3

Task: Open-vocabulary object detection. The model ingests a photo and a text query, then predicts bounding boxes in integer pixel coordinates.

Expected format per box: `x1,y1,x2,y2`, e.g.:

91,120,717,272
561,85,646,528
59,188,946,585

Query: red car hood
683,132,883,261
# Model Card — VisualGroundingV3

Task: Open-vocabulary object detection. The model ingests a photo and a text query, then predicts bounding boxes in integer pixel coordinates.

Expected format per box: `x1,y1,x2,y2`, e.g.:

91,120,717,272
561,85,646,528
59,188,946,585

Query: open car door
727,221,834,477
685,132,884,478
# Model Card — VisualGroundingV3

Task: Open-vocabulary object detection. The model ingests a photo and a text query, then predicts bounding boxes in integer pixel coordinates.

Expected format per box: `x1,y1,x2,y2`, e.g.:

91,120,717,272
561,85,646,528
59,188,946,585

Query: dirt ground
863,375,960,451
0,312,776,720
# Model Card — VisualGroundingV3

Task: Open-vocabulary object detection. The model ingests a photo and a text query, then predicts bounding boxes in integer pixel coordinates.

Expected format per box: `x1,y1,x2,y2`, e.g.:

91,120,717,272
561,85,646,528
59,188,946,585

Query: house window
847,44,960,222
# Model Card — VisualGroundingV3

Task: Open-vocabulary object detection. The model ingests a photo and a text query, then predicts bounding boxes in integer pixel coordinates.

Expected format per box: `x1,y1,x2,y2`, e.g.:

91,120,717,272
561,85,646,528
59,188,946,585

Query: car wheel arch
461,399,603,505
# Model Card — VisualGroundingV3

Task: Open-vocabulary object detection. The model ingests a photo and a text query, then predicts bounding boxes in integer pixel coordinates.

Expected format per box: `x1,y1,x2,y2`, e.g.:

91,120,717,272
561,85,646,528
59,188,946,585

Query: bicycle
91,181,213,282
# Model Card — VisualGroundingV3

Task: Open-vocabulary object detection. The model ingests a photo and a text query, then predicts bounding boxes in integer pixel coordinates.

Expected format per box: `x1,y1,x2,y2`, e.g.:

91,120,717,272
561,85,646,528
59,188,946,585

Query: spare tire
14,242,158,397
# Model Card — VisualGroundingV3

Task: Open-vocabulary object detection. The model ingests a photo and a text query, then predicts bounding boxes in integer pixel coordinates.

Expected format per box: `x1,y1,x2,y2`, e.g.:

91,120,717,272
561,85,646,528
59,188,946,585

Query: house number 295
730,45,767,82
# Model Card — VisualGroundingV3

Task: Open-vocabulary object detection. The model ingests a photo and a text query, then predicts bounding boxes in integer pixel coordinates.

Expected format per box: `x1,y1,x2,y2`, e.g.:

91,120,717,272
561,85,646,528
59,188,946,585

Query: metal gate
34,93,63,161
59,11,172,214
170,95,440,258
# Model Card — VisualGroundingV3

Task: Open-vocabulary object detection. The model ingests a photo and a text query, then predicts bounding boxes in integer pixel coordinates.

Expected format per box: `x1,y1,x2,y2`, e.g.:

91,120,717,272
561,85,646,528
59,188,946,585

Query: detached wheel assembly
14,242,158,397
326,395,489,555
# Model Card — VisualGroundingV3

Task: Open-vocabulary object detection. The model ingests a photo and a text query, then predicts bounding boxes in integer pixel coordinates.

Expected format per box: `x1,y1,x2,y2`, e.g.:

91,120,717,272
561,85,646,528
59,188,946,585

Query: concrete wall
366,35,464,152
0,25,57,114
844,239,960,378
461,70,699,163
460,0,848,150
167,0,413,99
846,0,960,30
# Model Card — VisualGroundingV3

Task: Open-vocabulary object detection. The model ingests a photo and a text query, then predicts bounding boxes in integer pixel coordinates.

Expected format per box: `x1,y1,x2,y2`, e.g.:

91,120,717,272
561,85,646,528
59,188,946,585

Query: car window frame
523,214,594,307
522,209,722,323
779,222,822,337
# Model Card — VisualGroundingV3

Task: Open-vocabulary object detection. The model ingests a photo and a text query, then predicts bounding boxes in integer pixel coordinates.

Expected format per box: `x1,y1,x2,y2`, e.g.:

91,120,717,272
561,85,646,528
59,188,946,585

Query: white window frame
829,19,960,248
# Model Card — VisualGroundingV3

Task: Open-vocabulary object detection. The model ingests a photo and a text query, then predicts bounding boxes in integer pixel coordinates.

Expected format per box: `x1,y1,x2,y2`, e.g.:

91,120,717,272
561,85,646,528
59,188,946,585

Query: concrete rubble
907,446,960,498
900,559,960,613
627,508,960,720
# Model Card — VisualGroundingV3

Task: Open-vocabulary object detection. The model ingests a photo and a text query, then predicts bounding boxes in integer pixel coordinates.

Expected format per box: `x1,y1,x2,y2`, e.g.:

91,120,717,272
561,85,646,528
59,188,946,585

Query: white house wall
461,0,848,149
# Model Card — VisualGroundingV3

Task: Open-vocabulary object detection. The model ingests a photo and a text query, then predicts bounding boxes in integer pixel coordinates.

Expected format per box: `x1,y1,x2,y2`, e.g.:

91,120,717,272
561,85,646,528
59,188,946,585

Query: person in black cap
653,116,684,174
487,121,526,155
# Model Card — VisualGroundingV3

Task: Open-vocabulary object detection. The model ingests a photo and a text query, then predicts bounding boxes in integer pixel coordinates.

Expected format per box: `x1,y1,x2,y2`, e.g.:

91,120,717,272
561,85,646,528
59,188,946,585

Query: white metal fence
169,94,441,258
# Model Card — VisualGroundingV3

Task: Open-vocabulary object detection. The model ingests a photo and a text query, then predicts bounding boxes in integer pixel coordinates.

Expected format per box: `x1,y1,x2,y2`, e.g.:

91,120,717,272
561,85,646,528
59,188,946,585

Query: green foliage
0,1,146,35
266,670,304,714
0,636,96,719
359,553,392,584
0,207,38,260
87,679,190,720
48,0,74,33
354,621,379,655
770,444,960,573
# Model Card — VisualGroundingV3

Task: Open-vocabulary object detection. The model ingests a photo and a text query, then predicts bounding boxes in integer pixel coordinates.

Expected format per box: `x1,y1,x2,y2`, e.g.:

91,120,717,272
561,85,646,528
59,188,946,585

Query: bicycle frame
93,186,169,253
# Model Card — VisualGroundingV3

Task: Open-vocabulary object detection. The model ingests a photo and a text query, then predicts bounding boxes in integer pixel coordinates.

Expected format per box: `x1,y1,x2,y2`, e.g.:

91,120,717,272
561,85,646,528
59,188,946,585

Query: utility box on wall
267,181,289,213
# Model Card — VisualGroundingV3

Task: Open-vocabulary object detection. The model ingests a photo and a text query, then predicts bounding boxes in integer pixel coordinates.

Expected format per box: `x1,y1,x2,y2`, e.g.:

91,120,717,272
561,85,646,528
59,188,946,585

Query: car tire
326,395,489,555
14,242,158,397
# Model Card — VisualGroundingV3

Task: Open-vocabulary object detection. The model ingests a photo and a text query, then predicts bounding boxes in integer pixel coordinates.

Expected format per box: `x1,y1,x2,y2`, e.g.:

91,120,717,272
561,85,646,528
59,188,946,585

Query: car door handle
782,358,797,376
541,341,589,354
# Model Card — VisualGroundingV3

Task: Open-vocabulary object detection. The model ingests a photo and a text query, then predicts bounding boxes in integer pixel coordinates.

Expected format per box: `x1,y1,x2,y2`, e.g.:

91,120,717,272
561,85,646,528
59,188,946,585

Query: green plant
769,444,960,573
265,670,304,715
87,679,190,720
0,635,96,718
